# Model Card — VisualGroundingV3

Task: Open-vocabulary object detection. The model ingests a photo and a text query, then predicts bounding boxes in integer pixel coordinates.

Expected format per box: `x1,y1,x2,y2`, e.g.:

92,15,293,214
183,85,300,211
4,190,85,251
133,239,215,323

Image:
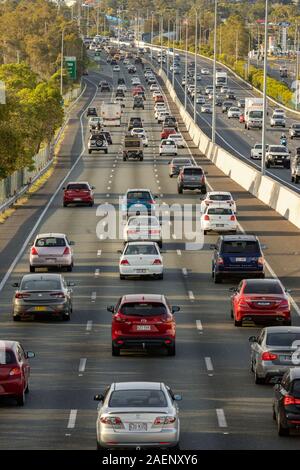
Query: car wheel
89,202,94,207
16,391,25,406
177,186,183,194
167,344,176,356
29,265,35,273
266,162,270,169
140,157,143,161
157,273,164,280
214,273,222,284
25,384,29,394
112,344,120,356
63,202,68,207
234,318,242,327
120,274,125,280
296,176,300,184
67,264,73,272
291,175,295,183
169,174,173,178
88,150,92,154
254,368,265,384
284,320,292,326
230,309,234,319
277,415,290,436
62,312,70,321
13,315,21,322
272,406,276,421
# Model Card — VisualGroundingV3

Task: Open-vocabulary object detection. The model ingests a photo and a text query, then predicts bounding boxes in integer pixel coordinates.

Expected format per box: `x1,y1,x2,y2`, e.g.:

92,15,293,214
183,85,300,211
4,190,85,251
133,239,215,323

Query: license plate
46,259,56,263
257,302,270,306
236,258,246,262
34,306,47,312
280,355,291,362
137,325,151,331
216,224,224,227
129,422,147,432
136,269,147,273
74,198,82,201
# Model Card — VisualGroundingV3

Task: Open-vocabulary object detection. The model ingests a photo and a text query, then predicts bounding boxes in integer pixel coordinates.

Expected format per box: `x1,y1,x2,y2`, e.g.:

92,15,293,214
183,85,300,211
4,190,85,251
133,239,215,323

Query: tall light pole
60,28,64,97
160,17,163,71
184,18,188,109
296,28,299,111
172,20,175,87
212,0,217,144
150,12,154,62
261,0,268,176
167,18,170,77
194,10,198,122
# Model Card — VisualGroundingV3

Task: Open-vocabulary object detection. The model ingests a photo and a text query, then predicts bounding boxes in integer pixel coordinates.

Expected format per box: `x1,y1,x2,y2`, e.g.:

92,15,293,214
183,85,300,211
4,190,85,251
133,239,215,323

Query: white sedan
123,215,162,246
113,65,120,72
150,84,160,92
201,68,210,75
201,204,238,235
157,111,170,123
169,133,185,148
131,77,141,86
117,84,127,92
131,128,148,147
227,107,241,119
119,242,163,279
201,104,212,113
200,191,237,214
159,139,177,156
196,96,205,105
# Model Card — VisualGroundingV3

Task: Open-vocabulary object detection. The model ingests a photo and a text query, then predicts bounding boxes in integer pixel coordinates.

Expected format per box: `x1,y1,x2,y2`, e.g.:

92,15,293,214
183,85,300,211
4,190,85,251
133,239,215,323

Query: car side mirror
173,394,182,401
26,351,35,359
91,186,95,189
94,394,104,402
12,282,19,287
63,187,65,190
261,244,267,250
248,336,257,343
69,241,75,246
107,305,115,313
285,289,292,294
172,306,180,313
205,171,208,175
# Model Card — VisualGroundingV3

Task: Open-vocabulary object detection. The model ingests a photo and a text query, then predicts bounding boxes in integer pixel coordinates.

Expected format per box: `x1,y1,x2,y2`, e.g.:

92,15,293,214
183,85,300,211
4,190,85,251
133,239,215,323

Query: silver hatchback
249,326,300,384
94,382,181,450
29,233,74,272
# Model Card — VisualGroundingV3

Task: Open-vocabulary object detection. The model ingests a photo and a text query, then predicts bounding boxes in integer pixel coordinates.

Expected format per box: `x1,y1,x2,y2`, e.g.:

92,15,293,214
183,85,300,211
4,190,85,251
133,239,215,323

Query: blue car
211,234,265,284
124,189,157,217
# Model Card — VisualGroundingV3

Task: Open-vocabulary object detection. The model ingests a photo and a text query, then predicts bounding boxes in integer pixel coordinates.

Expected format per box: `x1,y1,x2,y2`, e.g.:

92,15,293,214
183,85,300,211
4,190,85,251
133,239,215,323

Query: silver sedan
94,382,181,450
29,233,74,272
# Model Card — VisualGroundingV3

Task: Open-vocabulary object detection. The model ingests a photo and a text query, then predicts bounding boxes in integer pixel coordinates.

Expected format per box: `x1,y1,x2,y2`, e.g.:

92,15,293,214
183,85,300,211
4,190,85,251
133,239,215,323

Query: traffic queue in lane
1,42,300,448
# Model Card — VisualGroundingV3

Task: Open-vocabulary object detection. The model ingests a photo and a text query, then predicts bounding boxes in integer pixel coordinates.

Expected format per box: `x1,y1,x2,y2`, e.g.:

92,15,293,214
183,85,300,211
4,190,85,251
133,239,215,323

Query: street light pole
261,0,268,176
212,0,217,144
194,11,198,122
184,18,188,110
60,28,64,97
296,28,299,111
160,17,163,71
172,20,175,87
150,12,154,63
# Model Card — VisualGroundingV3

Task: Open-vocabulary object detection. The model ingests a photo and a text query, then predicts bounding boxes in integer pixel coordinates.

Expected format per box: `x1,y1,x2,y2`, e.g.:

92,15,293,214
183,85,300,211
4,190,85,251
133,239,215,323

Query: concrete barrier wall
158,68,300,230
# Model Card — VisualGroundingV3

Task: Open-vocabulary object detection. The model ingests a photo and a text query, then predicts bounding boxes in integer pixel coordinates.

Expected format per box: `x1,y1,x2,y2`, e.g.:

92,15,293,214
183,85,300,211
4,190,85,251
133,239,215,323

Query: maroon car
63,182,94,207
0,340,35,406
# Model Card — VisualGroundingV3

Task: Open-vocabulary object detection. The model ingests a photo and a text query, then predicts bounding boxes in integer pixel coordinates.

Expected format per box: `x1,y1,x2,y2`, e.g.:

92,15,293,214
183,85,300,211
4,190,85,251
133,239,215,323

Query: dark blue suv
211,234,265,283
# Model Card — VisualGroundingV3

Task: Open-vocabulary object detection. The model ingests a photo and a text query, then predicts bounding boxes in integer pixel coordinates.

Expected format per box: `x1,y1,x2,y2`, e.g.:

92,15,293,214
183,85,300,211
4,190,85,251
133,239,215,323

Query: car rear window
269,146,287,153
183,168,203,176
127,192,151,200
173,159,191,166
125,244,159,255
207,208,233,215
125,139,141,148
120,302,167,316
222,240,260,254
209,194,231,201
66,184,89,190
35,237,66,247
266,332,300,347
20,279,61,290
0,349,16,365
243,281,283,294
109,390,167,407
292,380,300,398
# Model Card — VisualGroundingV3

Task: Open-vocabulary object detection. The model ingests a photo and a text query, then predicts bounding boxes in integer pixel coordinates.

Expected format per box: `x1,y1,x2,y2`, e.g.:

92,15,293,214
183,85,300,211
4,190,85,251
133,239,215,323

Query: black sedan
273,367,300,436
12,274,74,321
87,107,97,117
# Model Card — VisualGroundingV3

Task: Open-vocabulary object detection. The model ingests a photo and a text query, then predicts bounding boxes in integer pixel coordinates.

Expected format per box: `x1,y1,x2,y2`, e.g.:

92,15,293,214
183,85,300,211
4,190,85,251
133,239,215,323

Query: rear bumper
30,256,72,267
112,337,175,349
257,364,292,381
238,311,290,323
119,265,163,276
13,302,69,317
216,269,265,278
64,197,93,204
98,428,179,448
0,380,24,396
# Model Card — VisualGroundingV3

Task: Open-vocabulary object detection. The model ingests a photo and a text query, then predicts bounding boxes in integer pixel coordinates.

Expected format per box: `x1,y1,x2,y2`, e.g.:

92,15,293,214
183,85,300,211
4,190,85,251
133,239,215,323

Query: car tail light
217,257,224,265
50,292,66,299
31,247,38,255
230,215,236,221
9,367,21,376
153,259,162,265
63,247,70,255
114,315,126,323
150,229,160,234
280,300,290,308
261,352,278,361
283,395,300,406
15,292,30,299
120,259,129,265
258,257,264,265
100,416,124,428
127,229,137,235
154,416,176,425
204,215,210,221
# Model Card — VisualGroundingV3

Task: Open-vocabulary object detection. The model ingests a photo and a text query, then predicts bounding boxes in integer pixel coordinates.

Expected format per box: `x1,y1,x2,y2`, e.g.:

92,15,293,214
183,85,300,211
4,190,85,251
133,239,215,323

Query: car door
17,345,28,388
232,281,242,314
274,372,289,416
252,329,265,368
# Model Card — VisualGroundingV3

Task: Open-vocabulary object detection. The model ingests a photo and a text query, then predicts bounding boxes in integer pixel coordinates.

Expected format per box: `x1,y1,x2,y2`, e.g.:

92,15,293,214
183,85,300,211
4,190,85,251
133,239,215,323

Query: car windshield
109,390,167,407
67,184,89,190
244,281,283,294
184,168,203,176
120,302,167,316
250,111,263,118
210,194,231,201
20,279,61,290
125,244,159,255
207,208,232,215
292,124,300,129
269,146,287,153
127,192,151,200
35,237,66,247
273,114,283,119
266,332,300,347
222,241,260,254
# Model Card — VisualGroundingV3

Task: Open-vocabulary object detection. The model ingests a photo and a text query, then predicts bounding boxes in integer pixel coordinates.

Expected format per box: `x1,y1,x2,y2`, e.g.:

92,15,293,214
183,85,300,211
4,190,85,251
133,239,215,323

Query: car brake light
9,367,21,376
283,395,300,406
204,215,210,220
31,247,38,255
50,292,66,299
120,259,129,265
153,259,162,265
217,257,224,265
230,215,236,221
258,257,264,265
127,229,137,235
63,247,70,255
280,300,289,308
100,416,124,428
15,292,30,299
201,176,205,184
261,352,278,361
150,229,160,234
154,416,176,425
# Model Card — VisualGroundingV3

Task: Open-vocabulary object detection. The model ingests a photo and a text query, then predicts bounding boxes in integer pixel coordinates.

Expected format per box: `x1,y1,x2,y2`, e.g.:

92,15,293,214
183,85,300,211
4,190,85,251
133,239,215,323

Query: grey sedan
94,382,181,450
249,326,300,384
12,273,74,321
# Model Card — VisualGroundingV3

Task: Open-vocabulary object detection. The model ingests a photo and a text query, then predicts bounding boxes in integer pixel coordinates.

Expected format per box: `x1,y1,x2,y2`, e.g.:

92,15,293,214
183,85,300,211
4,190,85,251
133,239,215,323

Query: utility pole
150,12,154,63
194,10,198,122
184,18,188,109
60,29,64,97
160,17,163,71
261,0,268,176
96,1,99,36
212,0,217,144
172,20,175,87
167,18,170,77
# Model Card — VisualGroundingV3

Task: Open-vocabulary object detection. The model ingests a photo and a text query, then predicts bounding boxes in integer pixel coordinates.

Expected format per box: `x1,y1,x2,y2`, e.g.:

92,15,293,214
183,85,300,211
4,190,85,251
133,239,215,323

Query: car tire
88,150,92,154
25,384,29,394
296,176,300,184
214,273,222,284
254,369,265,384
277,415,290,436
169,174,173,178
16,391,25,406
157,273,164,280
13,315,21,322
234,318,242,327
63,202,68,207
112,344,120,356
272,406,276,421
291,175,295,183
171,443,180,451
120,275,126,280
105,150,108,154
29,265,35,273
62,312,70,321
89,202,94,207
167,344,176,356
284,320,292,326
204,230,207,235
140,157,143,161
177,186,183,194
230,309,234,319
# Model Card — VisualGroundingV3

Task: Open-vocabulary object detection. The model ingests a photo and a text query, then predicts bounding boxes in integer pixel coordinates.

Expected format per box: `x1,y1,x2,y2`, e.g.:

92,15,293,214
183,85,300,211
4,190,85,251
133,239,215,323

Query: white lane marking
188,290,195,301
160,194,164,197
91,291,96,302
196,320,203,332
182,268,188,276
216,409,228,429
177,249,182,256
97,250,102,256
107,186,111,190
67,410,77,429
106,194,110,197
95,269,100,276
86,320,93,331
79,358,87,374
205,357,214,375
0,80,99,294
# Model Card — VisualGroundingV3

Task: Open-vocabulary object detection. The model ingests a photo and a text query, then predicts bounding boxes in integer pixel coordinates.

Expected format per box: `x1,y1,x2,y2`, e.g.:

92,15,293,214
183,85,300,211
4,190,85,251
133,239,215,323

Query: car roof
113,382,163,391
244,278,281,285
67,181,90,185
120,294,165,303
0,340,19,351
221,234,258,241
125,241,159,246
126,188,152,193
207,191,232,196
264,326,300,334
35,233,67,238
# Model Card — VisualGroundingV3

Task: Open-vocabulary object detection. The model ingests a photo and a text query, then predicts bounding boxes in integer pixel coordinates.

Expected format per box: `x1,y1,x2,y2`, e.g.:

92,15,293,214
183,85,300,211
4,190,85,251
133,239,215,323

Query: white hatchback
200,191,237,214
119,242,163,279
159,139,177,156
131,128,148,147
201,204,238,234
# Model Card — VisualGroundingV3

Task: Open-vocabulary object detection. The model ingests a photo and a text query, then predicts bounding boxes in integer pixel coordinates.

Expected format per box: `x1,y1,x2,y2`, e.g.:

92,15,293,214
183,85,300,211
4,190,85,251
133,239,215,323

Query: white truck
244,98,264,130
216,71,227,87
100,102,121,127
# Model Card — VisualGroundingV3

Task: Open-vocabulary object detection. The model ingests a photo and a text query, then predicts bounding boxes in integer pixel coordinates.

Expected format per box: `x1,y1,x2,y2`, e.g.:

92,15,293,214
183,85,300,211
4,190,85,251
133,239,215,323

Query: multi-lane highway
1,50,300,450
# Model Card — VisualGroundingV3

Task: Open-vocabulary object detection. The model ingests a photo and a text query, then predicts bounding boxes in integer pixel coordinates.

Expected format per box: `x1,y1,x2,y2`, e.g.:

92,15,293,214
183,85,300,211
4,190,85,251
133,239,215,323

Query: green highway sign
64,56,77,80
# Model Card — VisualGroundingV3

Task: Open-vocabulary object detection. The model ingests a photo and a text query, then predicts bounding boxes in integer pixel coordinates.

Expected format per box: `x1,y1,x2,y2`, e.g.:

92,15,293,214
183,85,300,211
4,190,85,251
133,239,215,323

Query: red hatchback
161,127,177,140
63,181,94,207
108,294,179,356
230,279,291,327
0,340,35,406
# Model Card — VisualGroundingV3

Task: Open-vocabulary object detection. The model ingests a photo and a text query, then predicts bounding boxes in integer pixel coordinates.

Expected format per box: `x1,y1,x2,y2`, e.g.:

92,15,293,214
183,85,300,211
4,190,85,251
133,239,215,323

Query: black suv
87,107,97,117
99,81,111,92
133,96,144,110
116,89,125,98
118,78,126,85
273,368,300,436
177,166,207,194
128,117,143,131
211,234,265,284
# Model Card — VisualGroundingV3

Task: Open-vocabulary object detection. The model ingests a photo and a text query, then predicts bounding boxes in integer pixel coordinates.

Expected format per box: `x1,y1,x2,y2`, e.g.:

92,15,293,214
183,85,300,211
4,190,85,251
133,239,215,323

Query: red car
230,279,291,327
239,113,245,123
0,340,35,406
132,86,144,95
108,294,179,356
161,127,177,140
63,181,94,207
